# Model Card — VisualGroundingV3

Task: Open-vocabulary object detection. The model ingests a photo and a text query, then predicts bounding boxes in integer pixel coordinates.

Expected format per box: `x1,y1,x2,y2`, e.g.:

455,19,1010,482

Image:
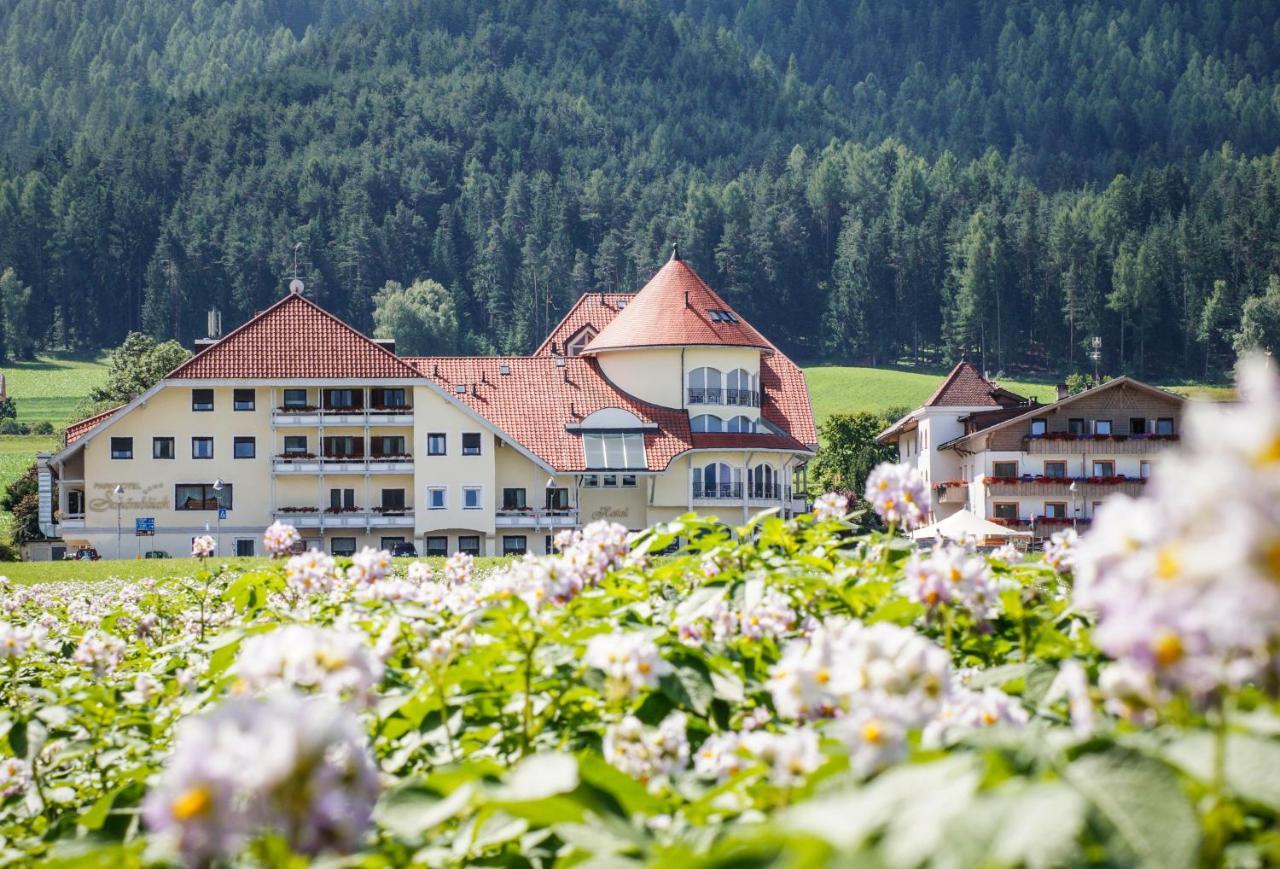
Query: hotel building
36,250,816,558
877,362,1186,537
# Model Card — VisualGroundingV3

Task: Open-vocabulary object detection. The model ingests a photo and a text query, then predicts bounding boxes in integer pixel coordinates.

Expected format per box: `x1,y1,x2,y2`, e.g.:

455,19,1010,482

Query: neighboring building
877,362,1186,537
37,249,815,559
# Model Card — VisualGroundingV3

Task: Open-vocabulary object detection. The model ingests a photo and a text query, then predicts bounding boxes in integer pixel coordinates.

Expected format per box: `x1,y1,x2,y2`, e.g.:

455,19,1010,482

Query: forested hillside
1,0,1279,379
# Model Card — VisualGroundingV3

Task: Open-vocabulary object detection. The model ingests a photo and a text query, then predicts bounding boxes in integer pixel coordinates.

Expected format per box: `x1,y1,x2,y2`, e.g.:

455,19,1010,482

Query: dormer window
566,326,596,357
707,308,738,323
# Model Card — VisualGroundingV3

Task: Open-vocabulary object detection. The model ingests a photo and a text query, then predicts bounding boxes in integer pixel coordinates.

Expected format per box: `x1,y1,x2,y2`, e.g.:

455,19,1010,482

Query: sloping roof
582,253,772,355
924,361,1023,408
166,292,422,380
535,293,632,356
407,356,694,472
64,405,125,446
691,432,810,452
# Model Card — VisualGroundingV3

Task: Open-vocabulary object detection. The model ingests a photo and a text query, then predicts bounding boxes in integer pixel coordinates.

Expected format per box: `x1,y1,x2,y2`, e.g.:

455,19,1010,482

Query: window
992,461,1018,478
581,475,599,488
502,488,527,510
696,463,740,498
152,437,174,459
427,487,446,509
283,389,308,408
1129,417,1146,435
1044,461,1067,479
175,484,232,511
993,503,1019,520
1045,502,1067,519
324,389,360,410
566,327,596,357
1094,419,1112,435
1092,461,1115,477
582,432,646,469
1068,418,1085,435
546,487,569,510
1029,419,1047,436
371,388,406,408
192,389,214,411
688,367,722,404
323,436,361,458
192,437,214,459
425,536,449,557
233,389,255,411
726,415,755,433
462,433,482,455
111,437,133,460
283,436,308,456
329,488,356,510
372,436,406,457
725,369,758,405
458,535,480,556
331,537,357,557
621,474,637,487
463,486,482,509
706,308,738,323
545,535,555,555
503,536,528,556
381,489,406,511
381,537,405,550
427,433,446,455
67,490,85,515
233,437,256,459
1140,460,1152,479
750,464,778,498
691,414,724,433
602,474,618,487
1156,417,1175,435
235,539,255,557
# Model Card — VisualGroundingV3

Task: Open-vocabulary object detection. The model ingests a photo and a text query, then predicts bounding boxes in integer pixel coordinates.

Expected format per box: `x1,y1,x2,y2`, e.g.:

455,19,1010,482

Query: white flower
124,673,164,705
740,728,822,787
263,521,301,557
72,630,125,676
993,542,1023,564
694,731,748,780
922,685,1028,748
902,541,1001,618
813,492,850,521
0,621,33,658
831,705,908,777
191,535,216,559
347,548,392,585
0,757,31,797
603,712,689,785
142,692,379,861
584,632,670,699
444,551,473,585
285,550,340,596
864,462,930,530
1044,529,1078,573
233,625,383,705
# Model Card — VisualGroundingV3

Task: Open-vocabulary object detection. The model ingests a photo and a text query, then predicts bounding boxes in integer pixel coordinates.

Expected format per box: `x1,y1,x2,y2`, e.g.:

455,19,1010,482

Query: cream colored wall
579,484,647,529
79,386,275,549
596,348,684,407
412,385,497,536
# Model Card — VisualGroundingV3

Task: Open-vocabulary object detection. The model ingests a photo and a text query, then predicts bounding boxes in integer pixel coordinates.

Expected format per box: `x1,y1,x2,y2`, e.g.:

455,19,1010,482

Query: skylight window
582,432,646,469
707,308,738,323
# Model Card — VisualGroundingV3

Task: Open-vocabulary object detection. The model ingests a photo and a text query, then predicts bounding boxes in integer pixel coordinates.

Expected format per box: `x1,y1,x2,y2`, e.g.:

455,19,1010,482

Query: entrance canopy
912,509,1032,543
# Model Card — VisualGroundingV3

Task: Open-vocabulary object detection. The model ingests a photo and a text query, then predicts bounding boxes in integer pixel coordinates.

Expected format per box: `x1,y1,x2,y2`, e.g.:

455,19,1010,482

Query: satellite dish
289,278,305,294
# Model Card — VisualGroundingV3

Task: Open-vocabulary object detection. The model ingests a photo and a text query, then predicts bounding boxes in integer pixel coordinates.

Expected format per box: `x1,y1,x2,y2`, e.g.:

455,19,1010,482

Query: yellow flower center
883,498,896,512
948,568,962,583
815,668,830,684
1155,545,1181,581
637,662,651,675
1152,631,1183,667
980,710,997,726
171,786,212,821
1255,435,1280,467
1262,538,1280,581
861,721,883,744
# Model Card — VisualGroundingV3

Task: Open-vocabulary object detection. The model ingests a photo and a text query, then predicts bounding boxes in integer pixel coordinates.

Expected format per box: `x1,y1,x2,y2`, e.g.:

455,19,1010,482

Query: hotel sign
89,482,167,512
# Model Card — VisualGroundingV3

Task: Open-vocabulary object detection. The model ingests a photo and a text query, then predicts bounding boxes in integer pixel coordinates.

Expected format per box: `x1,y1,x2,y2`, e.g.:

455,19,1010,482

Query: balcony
495,509,581,528
272,455,415,475
936,482,968,504
687,388,761,407
1023,434,1179,455
273,508,415,528
273,407,414,427
984,476,1147,498
693,481,744,500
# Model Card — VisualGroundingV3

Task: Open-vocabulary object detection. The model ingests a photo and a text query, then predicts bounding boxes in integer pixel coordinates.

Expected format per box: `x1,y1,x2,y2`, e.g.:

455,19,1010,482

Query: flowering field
1,364,1279,866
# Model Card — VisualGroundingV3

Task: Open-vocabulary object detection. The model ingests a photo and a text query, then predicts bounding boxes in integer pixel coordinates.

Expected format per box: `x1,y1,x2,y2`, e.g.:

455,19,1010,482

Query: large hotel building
37,251,816,558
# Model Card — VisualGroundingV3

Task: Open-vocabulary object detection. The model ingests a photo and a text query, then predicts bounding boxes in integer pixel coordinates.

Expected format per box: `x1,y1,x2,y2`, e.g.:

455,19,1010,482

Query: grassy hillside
803,366,1235,427
5,355,108,426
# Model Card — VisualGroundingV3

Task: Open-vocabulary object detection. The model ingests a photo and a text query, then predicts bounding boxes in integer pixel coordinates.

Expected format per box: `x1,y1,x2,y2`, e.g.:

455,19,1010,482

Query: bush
31,420,54,435
0,418,29,435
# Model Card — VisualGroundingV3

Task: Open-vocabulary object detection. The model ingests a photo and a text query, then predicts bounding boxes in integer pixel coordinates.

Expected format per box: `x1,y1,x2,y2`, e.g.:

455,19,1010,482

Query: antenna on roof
670,241,680,262
289,242,304,294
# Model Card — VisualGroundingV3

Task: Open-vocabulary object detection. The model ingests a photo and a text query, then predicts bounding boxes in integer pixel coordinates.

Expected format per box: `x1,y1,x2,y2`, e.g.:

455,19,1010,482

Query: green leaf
659,656,715,716
1164,732,1280,811
492,752,579,803
375,782,475,841
1063,748,1200,869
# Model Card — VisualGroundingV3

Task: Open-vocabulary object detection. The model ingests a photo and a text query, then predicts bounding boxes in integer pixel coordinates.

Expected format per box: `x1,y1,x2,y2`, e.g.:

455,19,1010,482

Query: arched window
726,415,754,433
750,464,778,499
691,414,724,433
725,368,759,406
697,462,740,499
688,367,722,405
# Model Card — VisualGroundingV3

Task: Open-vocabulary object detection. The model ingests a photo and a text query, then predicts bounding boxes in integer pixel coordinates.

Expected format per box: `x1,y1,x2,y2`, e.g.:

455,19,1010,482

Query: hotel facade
877,362,1187,538
36,251,816,559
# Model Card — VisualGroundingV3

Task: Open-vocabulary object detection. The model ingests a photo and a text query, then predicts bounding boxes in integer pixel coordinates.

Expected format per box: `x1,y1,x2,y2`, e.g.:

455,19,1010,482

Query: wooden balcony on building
1023,434,1179,455
985,477,1147,498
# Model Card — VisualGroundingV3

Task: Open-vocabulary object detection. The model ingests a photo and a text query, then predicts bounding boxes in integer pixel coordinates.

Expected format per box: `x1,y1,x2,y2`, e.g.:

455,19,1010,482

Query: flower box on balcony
276,453,317,460
277,506,319,514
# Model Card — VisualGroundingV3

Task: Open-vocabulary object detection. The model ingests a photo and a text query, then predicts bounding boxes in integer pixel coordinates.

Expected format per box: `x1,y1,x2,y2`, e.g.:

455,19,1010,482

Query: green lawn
3,555,515,585
4,353,108,426
802,365,1233,427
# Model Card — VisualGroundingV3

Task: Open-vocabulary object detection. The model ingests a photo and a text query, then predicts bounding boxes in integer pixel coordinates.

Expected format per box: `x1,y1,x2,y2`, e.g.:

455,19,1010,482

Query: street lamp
113,484,125,560
212,479,224,556
1068,480,1080,531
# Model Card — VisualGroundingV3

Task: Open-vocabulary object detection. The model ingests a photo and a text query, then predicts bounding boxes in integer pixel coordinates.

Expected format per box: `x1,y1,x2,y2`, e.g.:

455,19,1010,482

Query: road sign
135,517,155,536
218,507,227,520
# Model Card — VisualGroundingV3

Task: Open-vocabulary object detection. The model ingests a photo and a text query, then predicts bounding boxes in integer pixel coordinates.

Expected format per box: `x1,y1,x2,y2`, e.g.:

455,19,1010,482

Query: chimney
1056,383,1068,401
372,337,396,355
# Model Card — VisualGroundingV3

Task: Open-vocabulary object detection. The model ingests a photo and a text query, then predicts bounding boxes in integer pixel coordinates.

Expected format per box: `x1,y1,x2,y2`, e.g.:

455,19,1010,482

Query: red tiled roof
582,255,772,355
924,361,1023,407
166,292,422,380
534,293,632,356
407,356,693,472
65,406,125,445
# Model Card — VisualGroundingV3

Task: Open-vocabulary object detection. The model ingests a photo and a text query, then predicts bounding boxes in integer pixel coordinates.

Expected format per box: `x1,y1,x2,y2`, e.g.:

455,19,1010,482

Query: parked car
391,542,418,558
69,547,101,561
144,550,171,559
